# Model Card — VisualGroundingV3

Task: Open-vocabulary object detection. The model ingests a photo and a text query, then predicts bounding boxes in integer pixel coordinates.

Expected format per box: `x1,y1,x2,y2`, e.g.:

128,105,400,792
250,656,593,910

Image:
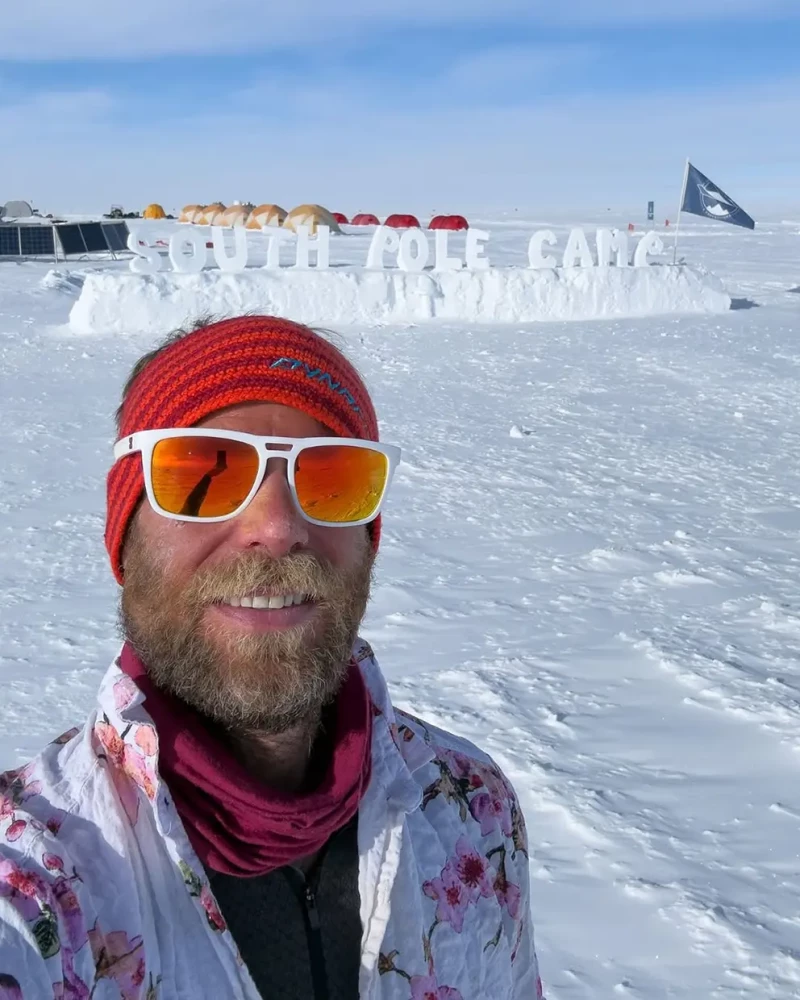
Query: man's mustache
184,552,340,605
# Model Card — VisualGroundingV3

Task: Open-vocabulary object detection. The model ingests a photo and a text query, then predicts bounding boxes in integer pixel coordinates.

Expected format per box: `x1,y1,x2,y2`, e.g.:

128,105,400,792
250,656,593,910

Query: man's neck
227,714,322,793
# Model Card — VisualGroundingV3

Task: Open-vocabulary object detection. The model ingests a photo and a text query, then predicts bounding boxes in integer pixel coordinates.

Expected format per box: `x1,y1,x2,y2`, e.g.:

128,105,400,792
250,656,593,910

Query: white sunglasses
114,428,401,527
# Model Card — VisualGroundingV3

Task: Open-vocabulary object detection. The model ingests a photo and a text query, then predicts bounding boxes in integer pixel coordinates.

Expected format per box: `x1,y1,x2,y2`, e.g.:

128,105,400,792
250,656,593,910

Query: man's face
120,401,374,732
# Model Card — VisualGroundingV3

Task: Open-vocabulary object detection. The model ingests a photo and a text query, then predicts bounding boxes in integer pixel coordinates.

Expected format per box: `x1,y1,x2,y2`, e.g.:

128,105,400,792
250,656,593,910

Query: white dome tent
1,201,34,219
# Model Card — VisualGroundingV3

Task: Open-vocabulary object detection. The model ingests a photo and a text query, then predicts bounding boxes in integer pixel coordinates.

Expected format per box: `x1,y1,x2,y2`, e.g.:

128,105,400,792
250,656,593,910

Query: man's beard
119,527,373,733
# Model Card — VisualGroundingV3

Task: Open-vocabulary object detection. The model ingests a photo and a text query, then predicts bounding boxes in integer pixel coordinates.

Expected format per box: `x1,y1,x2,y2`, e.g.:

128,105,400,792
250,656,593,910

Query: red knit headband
106,315,380,584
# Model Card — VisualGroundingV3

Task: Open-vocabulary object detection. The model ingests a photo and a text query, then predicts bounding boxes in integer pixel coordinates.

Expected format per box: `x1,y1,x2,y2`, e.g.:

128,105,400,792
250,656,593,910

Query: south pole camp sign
128,225,667,275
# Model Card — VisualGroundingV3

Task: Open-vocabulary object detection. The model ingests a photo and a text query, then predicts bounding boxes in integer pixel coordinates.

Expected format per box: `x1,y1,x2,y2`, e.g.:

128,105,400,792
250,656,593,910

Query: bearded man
0,316,544,999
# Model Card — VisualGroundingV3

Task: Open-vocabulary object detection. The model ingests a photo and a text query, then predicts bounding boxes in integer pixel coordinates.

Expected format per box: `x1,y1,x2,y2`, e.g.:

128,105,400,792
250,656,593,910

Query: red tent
384,213,421,228
351,213,380,226
429,214,469,231
332,212,349,225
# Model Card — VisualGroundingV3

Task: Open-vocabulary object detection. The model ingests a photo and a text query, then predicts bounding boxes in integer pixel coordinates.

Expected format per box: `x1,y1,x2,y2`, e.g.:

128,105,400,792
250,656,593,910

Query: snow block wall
68,265,731,335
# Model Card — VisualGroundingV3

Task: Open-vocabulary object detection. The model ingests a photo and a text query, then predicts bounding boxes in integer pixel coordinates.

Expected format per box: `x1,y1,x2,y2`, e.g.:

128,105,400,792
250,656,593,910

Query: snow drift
68,264,731,334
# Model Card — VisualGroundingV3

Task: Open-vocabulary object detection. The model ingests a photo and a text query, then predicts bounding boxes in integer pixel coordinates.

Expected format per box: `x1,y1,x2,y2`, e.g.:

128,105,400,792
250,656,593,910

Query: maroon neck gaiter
120,643,373,877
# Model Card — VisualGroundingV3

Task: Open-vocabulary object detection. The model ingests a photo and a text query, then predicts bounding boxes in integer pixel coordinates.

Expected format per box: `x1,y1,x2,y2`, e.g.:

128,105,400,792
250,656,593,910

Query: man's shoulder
392,707,529,859
394,708,522,802
358,642,506,778
394,708,496,768
0,720,137,996
0,721,101,849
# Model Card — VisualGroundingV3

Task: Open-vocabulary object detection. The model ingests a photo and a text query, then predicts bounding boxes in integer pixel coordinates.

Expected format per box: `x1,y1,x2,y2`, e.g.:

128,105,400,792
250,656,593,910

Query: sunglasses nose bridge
259,450,292,488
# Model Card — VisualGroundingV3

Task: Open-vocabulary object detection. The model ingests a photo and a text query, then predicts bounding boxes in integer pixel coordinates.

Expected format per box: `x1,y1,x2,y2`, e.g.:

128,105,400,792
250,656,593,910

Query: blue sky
2,1,799,214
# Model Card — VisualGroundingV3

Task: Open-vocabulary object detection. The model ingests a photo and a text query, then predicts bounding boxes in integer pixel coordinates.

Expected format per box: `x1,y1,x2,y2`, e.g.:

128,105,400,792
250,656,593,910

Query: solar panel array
20,227,56,256
0,227,21,257
102,223,129,252
54,224,88,255
0,222,130,259
78,223,107,253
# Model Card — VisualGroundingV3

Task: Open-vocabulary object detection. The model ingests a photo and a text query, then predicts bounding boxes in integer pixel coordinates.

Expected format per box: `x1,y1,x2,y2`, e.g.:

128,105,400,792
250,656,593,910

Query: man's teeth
223,593,308,609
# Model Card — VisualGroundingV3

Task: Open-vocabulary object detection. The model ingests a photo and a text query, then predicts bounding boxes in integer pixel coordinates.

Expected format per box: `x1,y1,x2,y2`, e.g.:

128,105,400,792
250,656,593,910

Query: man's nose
227,460,309,558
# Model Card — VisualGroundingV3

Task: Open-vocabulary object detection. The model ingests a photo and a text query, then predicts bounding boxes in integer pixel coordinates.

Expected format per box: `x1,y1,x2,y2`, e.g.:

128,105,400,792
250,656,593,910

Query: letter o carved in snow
398,230,429,272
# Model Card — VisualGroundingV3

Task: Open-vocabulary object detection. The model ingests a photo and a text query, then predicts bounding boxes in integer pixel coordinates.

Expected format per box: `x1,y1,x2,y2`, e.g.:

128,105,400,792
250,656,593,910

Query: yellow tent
283,204,342,236
220,203,255,227
198,203,226,225
143,203,166,220
246,204,287,229
179,204,204,223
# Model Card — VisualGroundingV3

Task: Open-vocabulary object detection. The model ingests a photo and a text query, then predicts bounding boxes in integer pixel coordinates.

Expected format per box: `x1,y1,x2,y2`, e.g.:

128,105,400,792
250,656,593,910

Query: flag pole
672,158,690,265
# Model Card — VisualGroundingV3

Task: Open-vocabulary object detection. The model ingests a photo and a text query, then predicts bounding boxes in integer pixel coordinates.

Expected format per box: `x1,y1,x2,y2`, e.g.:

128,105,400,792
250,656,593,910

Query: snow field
1,214,799,998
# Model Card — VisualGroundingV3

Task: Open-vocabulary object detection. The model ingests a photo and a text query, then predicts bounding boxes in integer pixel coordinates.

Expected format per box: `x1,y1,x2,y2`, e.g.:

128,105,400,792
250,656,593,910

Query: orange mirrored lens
151,436,260,517
294,444,388,523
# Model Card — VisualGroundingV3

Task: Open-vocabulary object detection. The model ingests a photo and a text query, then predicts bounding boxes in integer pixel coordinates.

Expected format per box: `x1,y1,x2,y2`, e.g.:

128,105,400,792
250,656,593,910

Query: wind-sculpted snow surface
67,263,731,335
1,215,799,999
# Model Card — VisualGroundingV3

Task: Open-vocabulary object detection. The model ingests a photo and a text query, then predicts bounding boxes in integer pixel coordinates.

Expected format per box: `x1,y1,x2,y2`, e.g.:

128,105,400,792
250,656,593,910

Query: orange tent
246,204,287,229
198,203,226,225
143,203,166,220
220,203,255,227
179,204,204,223
283,204,343,236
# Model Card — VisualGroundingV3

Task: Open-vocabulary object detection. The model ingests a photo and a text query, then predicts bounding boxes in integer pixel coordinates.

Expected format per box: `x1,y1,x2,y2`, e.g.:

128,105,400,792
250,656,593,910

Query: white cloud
1,72,797,216
1,0,796,60
439,44,596,99
0,88,113,131
226,44,595,120
560,0,796,21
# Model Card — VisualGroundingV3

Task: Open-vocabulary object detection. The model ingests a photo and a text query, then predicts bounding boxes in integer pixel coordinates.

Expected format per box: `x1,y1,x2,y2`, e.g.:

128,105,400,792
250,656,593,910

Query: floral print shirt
0,639,544,1000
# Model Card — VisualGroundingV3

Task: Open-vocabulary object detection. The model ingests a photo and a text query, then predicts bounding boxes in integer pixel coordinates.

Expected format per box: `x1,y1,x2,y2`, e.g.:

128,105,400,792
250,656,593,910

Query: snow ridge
68,264,731,335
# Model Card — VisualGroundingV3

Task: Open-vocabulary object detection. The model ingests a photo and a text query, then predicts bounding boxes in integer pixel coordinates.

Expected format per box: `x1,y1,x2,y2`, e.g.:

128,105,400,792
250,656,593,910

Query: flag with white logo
681,163,755,230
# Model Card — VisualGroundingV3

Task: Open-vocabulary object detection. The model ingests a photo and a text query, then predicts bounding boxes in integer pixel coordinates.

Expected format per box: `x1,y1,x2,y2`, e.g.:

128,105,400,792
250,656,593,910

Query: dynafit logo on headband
270,357,361,413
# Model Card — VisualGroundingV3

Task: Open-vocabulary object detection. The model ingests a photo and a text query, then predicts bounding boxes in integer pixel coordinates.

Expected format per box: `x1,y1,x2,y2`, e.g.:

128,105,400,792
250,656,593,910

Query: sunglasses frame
113,428,401,527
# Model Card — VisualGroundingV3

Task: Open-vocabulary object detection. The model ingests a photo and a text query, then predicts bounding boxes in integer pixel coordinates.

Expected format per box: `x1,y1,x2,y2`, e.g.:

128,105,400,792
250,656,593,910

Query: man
0,316,544,999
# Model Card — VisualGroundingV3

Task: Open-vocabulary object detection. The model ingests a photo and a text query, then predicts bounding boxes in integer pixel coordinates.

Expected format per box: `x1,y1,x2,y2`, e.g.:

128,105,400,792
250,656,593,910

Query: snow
2,212,800,999
68,261,730,334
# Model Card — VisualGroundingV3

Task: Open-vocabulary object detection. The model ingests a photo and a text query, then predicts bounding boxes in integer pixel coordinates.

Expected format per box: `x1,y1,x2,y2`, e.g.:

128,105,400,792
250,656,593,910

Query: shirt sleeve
495,764,546,1000
0,849,96,999
0,896,66,998
508,880,545,1000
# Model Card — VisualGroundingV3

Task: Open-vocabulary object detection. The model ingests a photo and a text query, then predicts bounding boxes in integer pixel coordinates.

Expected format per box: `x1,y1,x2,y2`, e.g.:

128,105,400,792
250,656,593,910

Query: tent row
339,213,469,230
169,203,340,235
146,202,470,233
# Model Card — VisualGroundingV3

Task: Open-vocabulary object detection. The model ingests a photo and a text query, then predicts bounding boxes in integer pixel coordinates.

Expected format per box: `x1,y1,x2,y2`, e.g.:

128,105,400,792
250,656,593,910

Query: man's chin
181,655,347,733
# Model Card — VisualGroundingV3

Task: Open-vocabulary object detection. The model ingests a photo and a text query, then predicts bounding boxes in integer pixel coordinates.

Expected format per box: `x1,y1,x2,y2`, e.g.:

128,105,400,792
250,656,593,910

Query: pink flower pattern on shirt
94,715,159,827
88,922,146,999
452,837,495,902
199,885,227,933
0,762,45,847
0,974,23,1000
0,857,53,923
423,860,472,932
470,786,513,839
493,855,522,920
53,944,91,1000
410,974,464,1000
113,675,139,713
379,720,539,998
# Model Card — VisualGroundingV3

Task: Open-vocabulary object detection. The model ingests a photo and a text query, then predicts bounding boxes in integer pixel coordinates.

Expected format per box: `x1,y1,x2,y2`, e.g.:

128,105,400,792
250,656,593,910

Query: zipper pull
305,886,321,930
